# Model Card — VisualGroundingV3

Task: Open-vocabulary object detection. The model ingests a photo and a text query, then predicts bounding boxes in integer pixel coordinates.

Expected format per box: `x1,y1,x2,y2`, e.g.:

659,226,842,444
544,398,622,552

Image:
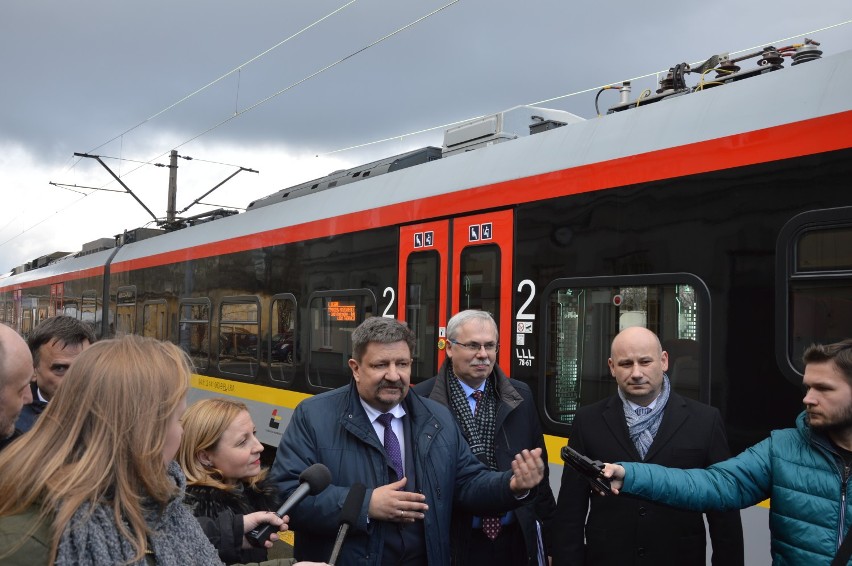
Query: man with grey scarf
551,326,744,566
414,310,556,566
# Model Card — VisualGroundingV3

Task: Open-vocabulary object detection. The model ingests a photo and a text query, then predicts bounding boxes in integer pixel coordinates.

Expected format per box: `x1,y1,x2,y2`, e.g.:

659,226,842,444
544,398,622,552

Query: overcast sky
2,0,850,273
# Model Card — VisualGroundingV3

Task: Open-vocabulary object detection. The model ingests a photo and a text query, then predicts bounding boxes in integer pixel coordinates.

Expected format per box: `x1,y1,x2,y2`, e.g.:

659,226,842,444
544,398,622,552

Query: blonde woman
179,398,284,564
0,335,324,566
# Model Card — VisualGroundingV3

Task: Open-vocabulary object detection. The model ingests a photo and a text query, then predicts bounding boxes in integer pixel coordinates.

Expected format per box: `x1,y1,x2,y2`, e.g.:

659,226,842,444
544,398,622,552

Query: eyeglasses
448,339,499,353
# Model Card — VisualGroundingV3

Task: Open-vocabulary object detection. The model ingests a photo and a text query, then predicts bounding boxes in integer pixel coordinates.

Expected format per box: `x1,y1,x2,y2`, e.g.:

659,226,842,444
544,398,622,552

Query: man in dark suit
415,310,555,566
552,326,743,565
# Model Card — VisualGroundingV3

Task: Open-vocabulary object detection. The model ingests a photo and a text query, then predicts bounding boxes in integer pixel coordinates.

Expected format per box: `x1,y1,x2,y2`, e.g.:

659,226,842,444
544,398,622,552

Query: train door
398,210,514,383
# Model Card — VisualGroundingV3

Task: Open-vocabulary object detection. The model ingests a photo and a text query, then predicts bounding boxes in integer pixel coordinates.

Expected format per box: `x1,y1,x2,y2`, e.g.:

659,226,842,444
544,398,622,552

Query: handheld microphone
328,483,367,566
246,463,332,548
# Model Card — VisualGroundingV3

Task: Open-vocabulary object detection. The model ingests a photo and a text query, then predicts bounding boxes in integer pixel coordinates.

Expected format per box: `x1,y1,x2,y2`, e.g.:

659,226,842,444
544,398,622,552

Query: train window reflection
179,299,210,371
63,300,79,319
218,299,260,379
544,280,703,427
81,291,97,324
406,251,439,381
269,295,297,383
115,286,137,335
308,291,375,390
785,219,852,375
142,301,168,340
460,244,500,327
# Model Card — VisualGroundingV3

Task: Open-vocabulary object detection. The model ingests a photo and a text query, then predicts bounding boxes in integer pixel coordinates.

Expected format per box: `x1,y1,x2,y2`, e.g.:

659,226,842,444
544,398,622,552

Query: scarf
446,364,498,470
56,461,224,566
618,374,671,460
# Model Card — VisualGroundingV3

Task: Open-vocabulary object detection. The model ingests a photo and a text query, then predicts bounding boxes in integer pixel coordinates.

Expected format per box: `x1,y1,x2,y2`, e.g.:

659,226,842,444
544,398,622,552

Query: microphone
328,483,367,566
246,463,332,548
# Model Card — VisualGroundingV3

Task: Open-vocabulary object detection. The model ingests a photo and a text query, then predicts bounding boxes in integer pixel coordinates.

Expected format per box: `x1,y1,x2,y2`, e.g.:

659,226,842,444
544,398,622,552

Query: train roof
2,44,851,289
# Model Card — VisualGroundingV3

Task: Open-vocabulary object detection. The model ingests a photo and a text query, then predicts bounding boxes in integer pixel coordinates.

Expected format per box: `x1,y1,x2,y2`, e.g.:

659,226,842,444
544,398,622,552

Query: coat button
638,506,647,516
637,547,646,557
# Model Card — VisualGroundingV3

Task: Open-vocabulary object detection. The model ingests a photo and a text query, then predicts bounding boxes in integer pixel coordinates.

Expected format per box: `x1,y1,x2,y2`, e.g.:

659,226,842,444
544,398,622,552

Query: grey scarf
56,461,224,566
618,374,671,460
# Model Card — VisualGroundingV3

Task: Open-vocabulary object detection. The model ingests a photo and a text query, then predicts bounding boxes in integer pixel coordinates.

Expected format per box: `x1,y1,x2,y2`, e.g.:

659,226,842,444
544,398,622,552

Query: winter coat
622,411,851,565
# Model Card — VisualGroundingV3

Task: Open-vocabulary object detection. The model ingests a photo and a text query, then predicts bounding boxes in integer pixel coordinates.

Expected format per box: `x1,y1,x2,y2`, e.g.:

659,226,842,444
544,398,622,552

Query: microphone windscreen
339,483,367,525
300,463,332,495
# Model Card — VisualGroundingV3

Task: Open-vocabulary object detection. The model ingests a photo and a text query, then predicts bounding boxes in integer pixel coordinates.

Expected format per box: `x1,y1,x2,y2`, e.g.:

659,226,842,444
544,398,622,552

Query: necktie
471,390,502,541
377,413,404,480
635,406,652,416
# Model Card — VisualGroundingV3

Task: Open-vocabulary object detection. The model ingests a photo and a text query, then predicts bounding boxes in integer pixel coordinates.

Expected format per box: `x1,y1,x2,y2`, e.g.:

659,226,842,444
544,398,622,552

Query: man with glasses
415,310,556,566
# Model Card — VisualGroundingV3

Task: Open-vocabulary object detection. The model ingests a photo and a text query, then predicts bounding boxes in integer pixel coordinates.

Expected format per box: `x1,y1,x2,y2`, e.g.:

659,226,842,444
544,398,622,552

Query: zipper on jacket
840,464,850,550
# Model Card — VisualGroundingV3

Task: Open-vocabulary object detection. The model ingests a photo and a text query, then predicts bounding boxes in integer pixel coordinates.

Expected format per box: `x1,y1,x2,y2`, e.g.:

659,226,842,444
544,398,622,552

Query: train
2,41,851,558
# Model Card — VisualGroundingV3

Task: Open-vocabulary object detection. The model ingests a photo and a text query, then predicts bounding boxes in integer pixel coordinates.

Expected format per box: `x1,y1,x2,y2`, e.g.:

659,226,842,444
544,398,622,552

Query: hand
368,476,429,523
242,511,285,549
602,463,625,494
508,448,545,494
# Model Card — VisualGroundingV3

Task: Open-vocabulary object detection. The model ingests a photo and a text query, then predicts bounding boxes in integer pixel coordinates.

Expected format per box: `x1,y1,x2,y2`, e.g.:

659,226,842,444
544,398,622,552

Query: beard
807,403,852,435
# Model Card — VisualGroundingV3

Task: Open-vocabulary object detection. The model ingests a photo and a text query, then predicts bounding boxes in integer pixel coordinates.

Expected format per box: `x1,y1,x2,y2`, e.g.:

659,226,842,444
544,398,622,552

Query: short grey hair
351,317,415,362
446,310,498,342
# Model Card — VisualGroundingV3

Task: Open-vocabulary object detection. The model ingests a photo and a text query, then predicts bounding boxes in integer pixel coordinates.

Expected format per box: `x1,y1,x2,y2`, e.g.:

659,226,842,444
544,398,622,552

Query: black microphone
328,483,367,566
246,463,332,548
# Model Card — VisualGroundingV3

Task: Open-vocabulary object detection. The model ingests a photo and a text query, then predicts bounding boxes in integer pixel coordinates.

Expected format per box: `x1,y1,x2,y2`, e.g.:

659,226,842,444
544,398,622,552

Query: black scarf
447,364,498,471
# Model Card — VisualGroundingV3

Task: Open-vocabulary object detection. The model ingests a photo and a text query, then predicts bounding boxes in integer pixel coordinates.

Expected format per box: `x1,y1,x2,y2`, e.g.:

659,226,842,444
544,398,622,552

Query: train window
778,209,852,380
459,244,500,327
179,299,211,371
142,300,168,341
0,301,5,324
541,276,709,428
115,286,137,335
307,290,376,390
81,291,97,324
218,298,260,379
406,251,439,381
269,295,297,383
63,300,79,319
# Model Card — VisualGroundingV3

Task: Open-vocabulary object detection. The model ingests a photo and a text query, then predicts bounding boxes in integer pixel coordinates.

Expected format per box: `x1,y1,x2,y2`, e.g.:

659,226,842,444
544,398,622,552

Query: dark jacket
16,383,47,433
414,361,556,565
622,411,852,565
184,481,280,564
0,428,24,452
269,382,525,566
552,391,744,566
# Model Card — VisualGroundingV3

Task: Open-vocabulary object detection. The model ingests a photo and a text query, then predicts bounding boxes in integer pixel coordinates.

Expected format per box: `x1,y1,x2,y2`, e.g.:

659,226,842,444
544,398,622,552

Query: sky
2,0,851,273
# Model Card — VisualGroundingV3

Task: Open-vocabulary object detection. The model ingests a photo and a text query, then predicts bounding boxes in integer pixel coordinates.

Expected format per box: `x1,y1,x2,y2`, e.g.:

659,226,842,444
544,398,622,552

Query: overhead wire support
73,152,158,222
177,167,259,215
48,182,126,194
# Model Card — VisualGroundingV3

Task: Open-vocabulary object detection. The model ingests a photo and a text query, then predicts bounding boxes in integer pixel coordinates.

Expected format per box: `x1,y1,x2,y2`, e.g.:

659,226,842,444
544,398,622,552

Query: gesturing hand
368,477,429,523
509,448,545,494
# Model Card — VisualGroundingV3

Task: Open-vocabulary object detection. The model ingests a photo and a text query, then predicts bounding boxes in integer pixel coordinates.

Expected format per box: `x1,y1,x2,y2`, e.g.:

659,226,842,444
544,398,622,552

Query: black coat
552,392,744,566
414,362,556,565
184,481,280,565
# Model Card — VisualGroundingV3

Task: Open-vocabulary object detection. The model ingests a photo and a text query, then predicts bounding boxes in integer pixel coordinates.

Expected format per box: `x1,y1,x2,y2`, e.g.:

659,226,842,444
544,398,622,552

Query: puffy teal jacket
622,411,852,565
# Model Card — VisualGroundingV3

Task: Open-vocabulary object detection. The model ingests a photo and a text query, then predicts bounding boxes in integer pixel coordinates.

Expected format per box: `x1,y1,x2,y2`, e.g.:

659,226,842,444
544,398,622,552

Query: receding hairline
610,327,663,358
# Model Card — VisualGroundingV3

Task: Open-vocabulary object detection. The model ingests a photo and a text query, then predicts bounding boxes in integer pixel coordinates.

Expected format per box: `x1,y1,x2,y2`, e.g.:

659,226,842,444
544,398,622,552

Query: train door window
459,244,500,327
541,275,709,430
269,295,297,383
63,300,79,319
115,286,137,335
218,297,260,379
142,300,168,340
21,307,33,336
307,290,376,390
81,291,97,323
37,298,49,326
179,299,211,371
778,209,852,381
406,251,439,381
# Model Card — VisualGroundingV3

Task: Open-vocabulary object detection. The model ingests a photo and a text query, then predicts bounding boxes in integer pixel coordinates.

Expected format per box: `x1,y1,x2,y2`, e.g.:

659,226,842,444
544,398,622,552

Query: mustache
377,379,405,390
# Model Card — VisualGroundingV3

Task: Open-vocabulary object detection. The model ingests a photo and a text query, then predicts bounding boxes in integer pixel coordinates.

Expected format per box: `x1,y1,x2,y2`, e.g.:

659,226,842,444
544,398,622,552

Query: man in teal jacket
605,339,852,565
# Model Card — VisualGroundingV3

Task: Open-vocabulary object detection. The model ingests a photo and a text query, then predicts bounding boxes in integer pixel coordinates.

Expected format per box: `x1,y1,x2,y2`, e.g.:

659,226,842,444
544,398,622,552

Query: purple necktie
377,413,404,480
471,390,501,541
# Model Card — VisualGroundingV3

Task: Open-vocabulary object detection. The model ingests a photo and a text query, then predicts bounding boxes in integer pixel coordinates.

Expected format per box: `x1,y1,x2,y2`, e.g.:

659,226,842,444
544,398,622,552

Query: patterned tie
635,406,652,416
471,390,502,541
377,413,404,480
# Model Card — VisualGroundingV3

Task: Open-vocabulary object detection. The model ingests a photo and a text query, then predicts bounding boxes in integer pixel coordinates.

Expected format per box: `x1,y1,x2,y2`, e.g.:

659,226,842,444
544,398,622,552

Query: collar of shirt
626,397,659,413
360,398,407,474
36,387,49,404
456,378,486,414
